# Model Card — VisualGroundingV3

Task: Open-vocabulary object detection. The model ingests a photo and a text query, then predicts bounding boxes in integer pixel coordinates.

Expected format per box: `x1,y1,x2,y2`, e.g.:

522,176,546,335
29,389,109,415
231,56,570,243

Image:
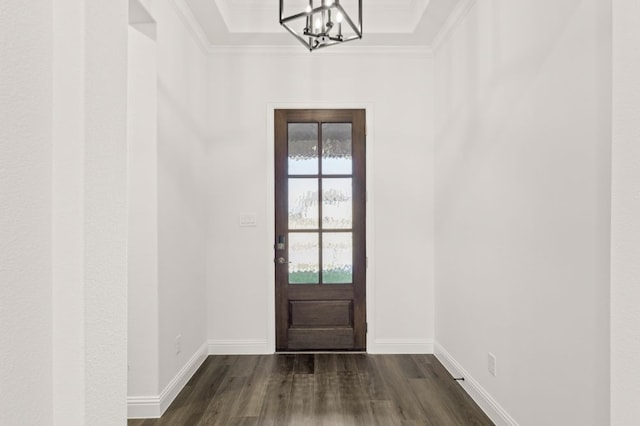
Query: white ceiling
179,0,465,49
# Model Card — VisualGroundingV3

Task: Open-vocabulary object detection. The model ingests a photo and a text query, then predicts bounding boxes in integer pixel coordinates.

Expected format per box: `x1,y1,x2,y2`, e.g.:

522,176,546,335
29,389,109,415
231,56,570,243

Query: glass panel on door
288,123,318,175
288,178,318,229
322,178,352,229
288,232,319,284
322,123,352,175
287,121,355,286
322,232,353,284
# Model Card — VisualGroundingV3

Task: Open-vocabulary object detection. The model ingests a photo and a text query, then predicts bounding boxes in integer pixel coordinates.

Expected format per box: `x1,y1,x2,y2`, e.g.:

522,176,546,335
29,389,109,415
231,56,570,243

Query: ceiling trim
206,44,433,56
214,0,431,34
172,0,434,56
430,0,477,52
173,0,486,57
171,0,213,53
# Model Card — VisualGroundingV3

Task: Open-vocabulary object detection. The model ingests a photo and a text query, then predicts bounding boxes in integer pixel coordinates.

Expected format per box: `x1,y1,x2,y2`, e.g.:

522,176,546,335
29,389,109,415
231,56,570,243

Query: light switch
239,213,257,227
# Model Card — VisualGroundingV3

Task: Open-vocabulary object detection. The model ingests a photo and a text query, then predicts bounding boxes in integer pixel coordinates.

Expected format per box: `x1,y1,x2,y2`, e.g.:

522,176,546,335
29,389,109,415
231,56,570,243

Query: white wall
611,0,640,424
434,1,611,425
128,22,160,399
152,0,209,392
1,0,128,424
52,0,86,422
81,2,129,421
125,0,209,416
206,49,435,354
0,1,53,423
53,1,130,423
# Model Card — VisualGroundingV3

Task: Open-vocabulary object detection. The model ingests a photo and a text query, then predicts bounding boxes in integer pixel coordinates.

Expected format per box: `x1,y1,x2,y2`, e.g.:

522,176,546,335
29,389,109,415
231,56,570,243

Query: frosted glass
289,123,318,175
322,178,352,229
322,233,353,284
289,178,318,229
322,123,352,175
289,233,319,284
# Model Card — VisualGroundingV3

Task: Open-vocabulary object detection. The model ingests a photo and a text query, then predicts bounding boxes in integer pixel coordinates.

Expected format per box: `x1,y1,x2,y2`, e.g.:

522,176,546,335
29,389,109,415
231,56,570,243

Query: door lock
276,257,290,264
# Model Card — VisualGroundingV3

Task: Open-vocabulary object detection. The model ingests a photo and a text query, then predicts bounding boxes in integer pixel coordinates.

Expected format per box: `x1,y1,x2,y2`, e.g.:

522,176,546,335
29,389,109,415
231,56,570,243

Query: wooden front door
275,109,366,351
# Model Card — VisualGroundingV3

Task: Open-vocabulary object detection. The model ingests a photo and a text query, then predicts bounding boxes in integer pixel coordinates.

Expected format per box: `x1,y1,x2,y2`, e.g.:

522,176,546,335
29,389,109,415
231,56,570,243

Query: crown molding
172,0,438,56
206,44,432,56
171,0,215,54
173,0,475,57
211,0,429,34
431,0,478,52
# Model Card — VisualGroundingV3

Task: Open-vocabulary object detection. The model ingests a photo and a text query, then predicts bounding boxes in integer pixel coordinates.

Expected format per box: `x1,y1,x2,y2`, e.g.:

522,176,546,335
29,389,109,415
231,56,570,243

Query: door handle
276,257,291,264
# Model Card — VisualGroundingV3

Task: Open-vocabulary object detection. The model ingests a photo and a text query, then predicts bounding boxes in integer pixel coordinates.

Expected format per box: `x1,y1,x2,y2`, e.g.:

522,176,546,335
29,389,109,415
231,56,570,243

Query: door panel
275,109,366,351
289,300,352,327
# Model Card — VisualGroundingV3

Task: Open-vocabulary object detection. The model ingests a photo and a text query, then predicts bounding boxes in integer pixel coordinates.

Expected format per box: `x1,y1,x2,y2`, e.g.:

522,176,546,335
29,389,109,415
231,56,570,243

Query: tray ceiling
180,0,465,48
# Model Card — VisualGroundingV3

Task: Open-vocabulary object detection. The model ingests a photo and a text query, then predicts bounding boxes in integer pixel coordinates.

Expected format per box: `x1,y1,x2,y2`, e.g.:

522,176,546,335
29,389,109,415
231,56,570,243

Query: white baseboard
371,338,434,354
127,395,161,419
434,342,518,426
208,339,271,355
127,342,208,419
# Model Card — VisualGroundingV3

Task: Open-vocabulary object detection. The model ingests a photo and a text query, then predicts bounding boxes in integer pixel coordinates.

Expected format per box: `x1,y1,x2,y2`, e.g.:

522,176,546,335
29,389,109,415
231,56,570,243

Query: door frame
265,103,376,353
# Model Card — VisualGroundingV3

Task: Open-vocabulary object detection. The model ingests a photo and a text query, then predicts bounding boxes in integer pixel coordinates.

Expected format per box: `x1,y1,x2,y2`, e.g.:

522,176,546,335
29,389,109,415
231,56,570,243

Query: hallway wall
433,1,611,424
206,49,435,353
128,21,160,399
0,1,53,423
155,0,209,393
125,0,210,410
611,0,640,423
1,0,129,424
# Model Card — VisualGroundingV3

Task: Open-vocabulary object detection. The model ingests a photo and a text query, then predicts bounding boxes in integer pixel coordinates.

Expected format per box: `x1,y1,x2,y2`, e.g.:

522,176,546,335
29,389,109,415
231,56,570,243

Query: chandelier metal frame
279,0,363,51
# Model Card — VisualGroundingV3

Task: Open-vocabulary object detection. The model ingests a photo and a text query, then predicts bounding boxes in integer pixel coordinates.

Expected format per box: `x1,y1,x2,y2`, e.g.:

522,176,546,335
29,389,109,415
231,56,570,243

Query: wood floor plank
313,353,337,374
354,355,391,401
256,355,295,426
229,355,260,377
408,377,467,425
370,400,403,426
293,353,315,374
129,354,494,426
394,354,427,379
336,370,375,425
197,374,247,425
314,372,342,426
178,360,232,424
151,358,230,426
426,356,494,425
232,355,273,418
227,417,258,426
374,355,432,424
284,373,315,426
127,420,155,426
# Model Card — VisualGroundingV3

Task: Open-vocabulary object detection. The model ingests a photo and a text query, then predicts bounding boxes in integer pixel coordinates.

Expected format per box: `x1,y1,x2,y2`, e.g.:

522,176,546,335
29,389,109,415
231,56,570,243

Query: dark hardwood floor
128,354,493,426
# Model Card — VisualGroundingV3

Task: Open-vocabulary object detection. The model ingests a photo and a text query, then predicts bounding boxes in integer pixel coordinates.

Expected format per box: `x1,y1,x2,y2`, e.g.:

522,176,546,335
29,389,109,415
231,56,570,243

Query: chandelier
279,0,363,51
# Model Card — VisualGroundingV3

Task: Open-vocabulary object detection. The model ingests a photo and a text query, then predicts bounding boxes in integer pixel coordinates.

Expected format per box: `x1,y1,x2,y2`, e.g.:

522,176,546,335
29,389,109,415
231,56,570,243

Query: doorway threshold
276,351,367,354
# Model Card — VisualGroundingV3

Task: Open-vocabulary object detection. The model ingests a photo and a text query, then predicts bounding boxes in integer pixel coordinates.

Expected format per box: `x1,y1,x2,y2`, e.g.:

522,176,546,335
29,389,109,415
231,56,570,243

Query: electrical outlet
488,352,496,377
175,334,182,355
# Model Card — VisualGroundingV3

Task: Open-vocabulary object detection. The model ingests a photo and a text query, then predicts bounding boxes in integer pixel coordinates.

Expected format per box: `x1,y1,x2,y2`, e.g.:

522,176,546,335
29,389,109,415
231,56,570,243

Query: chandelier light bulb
336,12,343,23
305,5,311,13
315,17,322,30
